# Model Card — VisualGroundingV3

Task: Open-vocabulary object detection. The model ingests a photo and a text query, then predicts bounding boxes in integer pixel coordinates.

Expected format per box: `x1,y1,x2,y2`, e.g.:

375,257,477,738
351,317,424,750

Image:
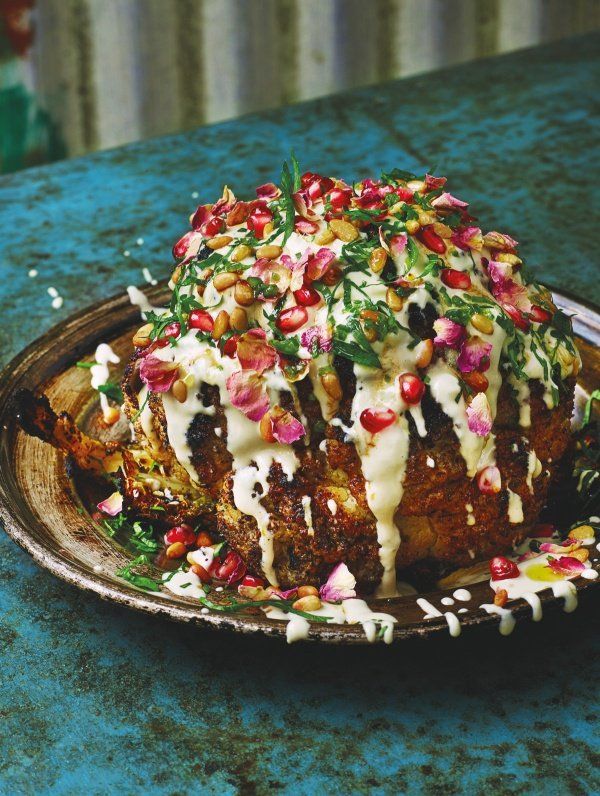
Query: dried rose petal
487,260,532,314
483,231,518,251
457,336,493,373
97,491,123,516
256,182,281,199
139,355,179,393
269,406,305,444
294,216,319,235
319,563,357,602
226,370,269,421
547,556,586,576
300,325,332,354
425,174,447,190
540,541,580,555
477,465,501,494
236,329,277,374
451,226,483,251
433,317,466,349
431,192,468,210
466,393,493,437
305,247,336,282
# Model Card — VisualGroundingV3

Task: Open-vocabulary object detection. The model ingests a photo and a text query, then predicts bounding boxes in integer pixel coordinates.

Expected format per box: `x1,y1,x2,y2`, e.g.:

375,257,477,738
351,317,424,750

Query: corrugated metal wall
15,0,600,161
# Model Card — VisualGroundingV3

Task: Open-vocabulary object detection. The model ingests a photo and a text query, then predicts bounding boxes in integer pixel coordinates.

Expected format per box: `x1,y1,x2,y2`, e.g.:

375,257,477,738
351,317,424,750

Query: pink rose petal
306,247,336,282
300,325,333,354
433,317,466,349
226,370,270,421
271,408,305,444
425,174,447,190
236,329,277,374
97,491,123,516
466,393,493,437
139,356,179,393
319,563,357,602
487,260,532,314
457,336,493,373
294,217,319,235
431,192,468,210
547,556,585,576
484,231,518,251
540,542,580,555
293,188,318,220
451,226,483,251
256,182,281,199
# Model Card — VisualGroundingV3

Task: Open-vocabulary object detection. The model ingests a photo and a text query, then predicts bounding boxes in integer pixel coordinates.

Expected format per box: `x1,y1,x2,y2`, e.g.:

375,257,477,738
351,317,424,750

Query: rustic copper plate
0,286,598,644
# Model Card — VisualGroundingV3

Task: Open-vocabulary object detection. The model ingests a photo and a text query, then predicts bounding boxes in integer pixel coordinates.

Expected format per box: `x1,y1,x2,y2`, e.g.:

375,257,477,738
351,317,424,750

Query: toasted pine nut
360,309,379,322
432,222,452,239
263,222,274,237
497,253,522,265
569,525,594,540
570,548,590,563
213,272,239,291
405,219,420,234
292,595,322,612
230,307,248,331
297,585,319,598
195,284,205,299
171,265,182,284
415,338,434,369
418,210,435,226
386,286,404,312
132,322,153,348
329,218,359,242
369,247,388,274
407,179,426,192
363,326,378,343
320,372,342,401
166,542,187,559
259,412,275,443
212,310,230,340
231,244,253,262
102,406,121,426
493,589,508,607
471,313,494,335
207,235,233,250
172,379,188,403
256,244,282,260
315,228,335,245
234,280,254,306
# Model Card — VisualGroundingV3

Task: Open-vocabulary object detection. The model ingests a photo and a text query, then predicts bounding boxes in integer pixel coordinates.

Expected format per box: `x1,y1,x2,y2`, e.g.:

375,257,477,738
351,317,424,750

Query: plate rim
0,284,598,644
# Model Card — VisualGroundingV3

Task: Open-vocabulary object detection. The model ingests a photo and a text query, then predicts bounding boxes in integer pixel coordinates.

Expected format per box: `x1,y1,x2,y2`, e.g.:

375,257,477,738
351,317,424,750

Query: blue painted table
1,35,599,795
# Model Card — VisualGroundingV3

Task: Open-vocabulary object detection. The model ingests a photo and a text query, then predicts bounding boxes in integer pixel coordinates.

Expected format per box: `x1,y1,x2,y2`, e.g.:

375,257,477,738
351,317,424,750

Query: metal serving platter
0,286,598,644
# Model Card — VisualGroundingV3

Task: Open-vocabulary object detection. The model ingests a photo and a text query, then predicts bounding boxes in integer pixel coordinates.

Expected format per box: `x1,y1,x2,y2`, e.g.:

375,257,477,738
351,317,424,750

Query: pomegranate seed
222,333,240,357
440,268,471,290
277,306,309,333
188,309,214,332
530,305,553,324
477,465,501,494
196,531,213,547
489,556,520,581
393,187,414,202
294,287,321,306
172,232,192,260
191,563,212,582
399,373,425,405
164,524,197,547
418,225,446,254
301,171,318,188
157,322,181,344
504,304,530,332
215,550,247,584
247,204,273,239
321,264,342,286
203,216,224,237
328,187,352,210
241,574,264,588
360,407,397,434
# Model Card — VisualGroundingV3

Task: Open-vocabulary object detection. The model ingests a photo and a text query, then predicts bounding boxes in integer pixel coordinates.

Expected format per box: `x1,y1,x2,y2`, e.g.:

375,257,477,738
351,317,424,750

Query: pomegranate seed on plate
188,309,214,332
418,226,446,254
241,574,264,588
247,204,273,239
222,333,240,357
203,216,224,237
440,268,471,290
294,287,321,306
215,550,247,584
399,373,425,404
504,304,530,331
277,306,309,333
489,556,520,581
529,305,553,324
360,407,397,434
164,524,197,547
156,321,181,345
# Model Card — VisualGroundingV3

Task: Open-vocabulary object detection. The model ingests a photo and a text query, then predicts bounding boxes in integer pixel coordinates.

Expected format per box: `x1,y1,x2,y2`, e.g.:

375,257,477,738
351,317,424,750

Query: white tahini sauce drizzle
507,488,524,524
90,343,121,421
480,604,516,635
453,588,472,601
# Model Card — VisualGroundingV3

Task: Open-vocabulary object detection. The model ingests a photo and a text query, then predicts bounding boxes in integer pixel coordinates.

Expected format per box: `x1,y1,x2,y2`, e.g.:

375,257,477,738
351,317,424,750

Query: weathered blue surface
1,35,599,795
